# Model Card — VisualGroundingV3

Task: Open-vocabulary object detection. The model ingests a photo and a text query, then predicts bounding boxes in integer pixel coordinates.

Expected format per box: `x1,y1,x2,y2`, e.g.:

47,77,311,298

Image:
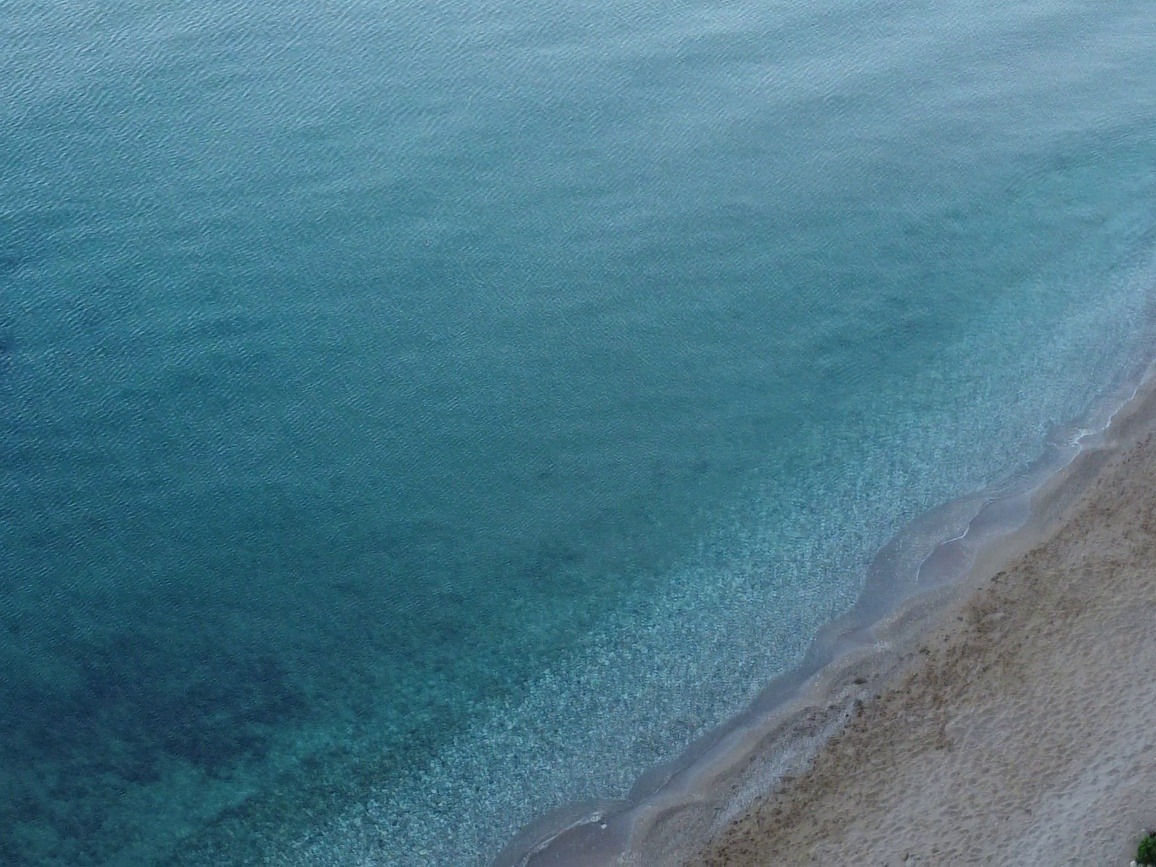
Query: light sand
692,412,1156,863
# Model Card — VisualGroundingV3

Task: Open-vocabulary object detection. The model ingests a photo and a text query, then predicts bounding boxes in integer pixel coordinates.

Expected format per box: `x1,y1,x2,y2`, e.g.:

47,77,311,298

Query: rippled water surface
2,0,1155,863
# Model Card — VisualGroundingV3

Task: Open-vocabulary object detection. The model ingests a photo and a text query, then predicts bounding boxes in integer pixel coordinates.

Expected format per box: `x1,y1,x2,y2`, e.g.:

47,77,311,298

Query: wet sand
683,391,1156,864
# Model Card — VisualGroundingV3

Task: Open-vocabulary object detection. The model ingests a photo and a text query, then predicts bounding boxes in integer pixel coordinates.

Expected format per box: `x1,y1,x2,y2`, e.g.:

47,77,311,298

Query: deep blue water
2,0,1155,863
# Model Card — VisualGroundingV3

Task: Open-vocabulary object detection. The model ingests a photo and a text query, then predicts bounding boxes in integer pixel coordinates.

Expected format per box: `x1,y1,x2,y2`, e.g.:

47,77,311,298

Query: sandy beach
663,386,1156,865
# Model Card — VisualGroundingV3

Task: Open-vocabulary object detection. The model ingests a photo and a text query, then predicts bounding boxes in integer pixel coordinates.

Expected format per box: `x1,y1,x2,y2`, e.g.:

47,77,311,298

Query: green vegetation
1137,830,1156,866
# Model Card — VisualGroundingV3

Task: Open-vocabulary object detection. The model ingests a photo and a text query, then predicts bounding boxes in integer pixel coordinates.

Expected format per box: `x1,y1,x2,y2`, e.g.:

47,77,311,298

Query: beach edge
498,356,1156,866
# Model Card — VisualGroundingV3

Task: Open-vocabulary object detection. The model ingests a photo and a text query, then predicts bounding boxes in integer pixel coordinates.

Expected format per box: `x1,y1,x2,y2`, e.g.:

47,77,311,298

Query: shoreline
688,370,1156,864
499,355,1156,866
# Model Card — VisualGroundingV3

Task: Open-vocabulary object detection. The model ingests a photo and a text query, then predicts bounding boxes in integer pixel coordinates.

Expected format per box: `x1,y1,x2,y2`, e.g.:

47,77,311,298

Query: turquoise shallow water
2,0,1155,863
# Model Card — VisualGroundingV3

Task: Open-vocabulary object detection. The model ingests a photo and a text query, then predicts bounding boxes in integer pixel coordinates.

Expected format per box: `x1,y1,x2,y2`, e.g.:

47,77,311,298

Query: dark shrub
1138,831,1156,866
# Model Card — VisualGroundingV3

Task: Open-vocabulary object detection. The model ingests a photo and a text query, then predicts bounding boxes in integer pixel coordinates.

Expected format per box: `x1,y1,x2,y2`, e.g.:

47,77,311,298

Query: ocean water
2,0,1155,863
